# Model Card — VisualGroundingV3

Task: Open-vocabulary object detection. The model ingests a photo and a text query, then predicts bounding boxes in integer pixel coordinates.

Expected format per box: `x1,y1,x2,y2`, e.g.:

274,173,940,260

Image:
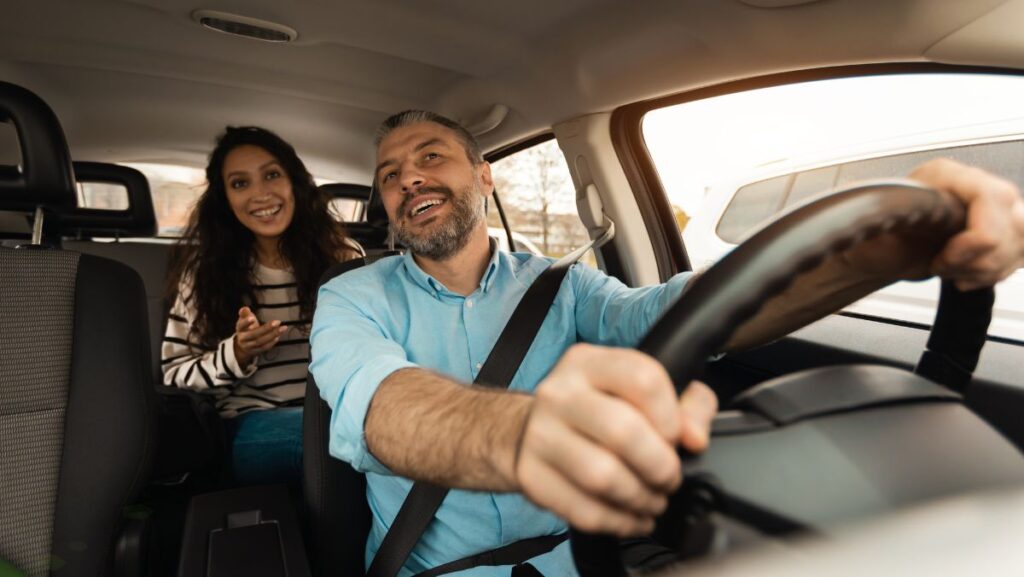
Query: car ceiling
1,0,1021,183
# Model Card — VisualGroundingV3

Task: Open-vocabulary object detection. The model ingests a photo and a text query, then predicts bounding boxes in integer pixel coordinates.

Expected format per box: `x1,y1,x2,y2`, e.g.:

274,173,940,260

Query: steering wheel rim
640,179,966,396
571,180,976,577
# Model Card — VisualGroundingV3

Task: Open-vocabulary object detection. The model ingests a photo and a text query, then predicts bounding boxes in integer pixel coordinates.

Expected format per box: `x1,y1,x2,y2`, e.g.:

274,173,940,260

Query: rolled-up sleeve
310,280,416,475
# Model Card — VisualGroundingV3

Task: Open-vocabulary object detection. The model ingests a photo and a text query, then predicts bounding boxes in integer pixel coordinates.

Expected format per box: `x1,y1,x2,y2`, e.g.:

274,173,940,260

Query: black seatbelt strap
367,228,612,577
915,281,994,393
413,534,568,577
367,259,571,577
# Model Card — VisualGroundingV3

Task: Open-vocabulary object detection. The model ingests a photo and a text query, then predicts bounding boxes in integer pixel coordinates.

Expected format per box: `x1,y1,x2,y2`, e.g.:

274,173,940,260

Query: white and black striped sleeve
161,287,257,391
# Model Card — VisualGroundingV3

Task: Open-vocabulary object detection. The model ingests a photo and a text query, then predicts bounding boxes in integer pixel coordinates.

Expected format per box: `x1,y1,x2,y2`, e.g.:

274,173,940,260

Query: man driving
310,110,1024,577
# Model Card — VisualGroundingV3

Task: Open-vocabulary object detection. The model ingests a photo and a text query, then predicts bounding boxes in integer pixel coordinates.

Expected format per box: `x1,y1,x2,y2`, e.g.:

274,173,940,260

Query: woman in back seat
163,126,361,487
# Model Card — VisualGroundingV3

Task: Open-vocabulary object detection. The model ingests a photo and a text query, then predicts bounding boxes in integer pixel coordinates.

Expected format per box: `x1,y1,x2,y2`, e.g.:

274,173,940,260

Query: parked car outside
676,110,1024,341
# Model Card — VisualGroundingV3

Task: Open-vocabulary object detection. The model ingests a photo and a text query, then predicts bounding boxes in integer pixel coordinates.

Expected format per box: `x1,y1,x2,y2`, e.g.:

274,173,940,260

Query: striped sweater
162,263,310,418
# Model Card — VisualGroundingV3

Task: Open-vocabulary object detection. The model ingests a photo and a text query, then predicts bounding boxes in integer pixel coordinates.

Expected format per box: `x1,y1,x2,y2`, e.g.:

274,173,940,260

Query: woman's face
222,145,296,242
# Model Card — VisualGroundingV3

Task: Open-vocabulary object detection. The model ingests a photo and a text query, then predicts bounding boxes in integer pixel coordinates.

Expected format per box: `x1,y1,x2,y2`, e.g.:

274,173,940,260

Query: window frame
484,132,628,279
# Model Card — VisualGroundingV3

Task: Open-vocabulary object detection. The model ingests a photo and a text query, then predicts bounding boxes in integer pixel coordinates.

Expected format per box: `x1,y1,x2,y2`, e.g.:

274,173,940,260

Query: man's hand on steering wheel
513,344,717,537
912,158,1024,290
513,159,1021,541
844,158,1024,289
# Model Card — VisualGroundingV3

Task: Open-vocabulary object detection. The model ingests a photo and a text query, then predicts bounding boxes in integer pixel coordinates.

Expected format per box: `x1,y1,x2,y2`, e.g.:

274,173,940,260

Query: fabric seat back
0,249,156,576
63,240,172,382
302,257,392,577
0,80,155,576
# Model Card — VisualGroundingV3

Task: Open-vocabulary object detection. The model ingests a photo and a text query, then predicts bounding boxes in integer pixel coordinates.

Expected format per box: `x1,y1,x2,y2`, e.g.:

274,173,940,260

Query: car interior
2,1,1024,576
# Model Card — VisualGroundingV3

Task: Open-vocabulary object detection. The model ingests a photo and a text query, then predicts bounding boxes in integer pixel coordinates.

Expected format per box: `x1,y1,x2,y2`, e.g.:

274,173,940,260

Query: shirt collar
401,237,501,297
480,237,500,293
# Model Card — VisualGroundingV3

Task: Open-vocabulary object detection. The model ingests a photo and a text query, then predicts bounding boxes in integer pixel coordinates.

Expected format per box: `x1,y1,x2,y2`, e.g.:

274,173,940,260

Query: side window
488,139,595,265
643,72,1024,342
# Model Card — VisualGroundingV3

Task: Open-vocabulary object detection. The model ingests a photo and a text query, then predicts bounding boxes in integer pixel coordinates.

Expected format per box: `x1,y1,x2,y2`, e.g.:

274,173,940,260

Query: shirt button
466,299,474,309
475,362,482,370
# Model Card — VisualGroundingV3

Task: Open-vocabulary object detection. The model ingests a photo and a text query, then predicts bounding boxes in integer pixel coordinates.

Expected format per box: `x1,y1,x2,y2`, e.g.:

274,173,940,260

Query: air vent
737,0,823,6
192,10,297,43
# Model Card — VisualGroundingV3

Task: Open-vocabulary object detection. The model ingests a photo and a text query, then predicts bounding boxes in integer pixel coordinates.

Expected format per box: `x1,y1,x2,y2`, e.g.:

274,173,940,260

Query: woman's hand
232,306,287,367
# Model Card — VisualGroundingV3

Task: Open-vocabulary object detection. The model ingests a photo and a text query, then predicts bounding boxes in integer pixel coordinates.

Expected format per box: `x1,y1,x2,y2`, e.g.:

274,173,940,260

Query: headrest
318,181,390,249
366,183,388,229
0,81,76,211
61,162,158,238
318,181,389,228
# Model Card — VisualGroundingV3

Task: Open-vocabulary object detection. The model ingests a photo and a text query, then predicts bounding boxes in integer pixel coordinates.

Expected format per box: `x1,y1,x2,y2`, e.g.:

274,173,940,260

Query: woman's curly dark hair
166,126,358,349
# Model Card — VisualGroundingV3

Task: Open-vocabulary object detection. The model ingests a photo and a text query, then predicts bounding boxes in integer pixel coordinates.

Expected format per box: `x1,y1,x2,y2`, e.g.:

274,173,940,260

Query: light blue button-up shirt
310,247,691,577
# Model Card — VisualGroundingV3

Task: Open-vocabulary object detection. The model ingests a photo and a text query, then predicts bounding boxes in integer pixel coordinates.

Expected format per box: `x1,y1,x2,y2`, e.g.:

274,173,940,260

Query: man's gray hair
374,110,483,165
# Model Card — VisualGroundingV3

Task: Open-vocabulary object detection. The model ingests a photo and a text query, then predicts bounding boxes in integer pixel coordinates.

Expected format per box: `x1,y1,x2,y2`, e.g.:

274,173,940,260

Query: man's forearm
364,367,533,491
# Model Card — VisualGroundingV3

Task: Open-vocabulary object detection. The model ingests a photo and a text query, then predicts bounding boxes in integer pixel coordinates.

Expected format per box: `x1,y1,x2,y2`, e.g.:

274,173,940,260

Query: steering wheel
570,180,1001,577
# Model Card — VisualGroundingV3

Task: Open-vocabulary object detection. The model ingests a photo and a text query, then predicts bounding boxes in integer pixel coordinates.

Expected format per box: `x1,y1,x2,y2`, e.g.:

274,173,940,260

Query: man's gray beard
393,187,484,261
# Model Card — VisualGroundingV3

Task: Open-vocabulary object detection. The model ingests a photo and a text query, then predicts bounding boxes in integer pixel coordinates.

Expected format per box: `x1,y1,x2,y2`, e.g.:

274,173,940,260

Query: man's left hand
912,158,1024,291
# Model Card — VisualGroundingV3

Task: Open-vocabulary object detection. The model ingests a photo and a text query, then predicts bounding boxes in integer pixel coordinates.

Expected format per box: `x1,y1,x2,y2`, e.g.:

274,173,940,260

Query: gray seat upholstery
0,80,156,576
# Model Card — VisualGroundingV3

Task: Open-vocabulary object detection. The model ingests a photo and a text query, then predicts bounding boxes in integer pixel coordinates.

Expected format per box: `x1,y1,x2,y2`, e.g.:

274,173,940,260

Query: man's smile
410,198,445,218
401,190,451,224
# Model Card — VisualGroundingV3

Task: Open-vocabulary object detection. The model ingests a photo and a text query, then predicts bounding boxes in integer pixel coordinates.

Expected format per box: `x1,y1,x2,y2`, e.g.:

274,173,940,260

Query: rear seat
69,181,390,383
5,178,389,379
58,178,390,482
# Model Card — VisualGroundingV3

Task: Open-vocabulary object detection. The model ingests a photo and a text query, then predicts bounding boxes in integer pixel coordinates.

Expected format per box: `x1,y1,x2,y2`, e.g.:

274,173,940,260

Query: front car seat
0,81,155,577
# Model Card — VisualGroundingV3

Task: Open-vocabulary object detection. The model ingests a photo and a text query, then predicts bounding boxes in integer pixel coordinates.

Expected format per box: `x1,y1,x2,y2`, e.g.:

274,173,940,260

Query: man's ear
478,161,493,198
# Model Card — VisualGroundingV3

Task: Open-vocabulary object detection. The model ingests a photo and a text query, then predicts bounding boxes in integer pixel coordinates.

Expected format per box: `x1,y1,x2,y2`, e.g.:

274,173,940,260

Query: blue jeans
225,406,303,487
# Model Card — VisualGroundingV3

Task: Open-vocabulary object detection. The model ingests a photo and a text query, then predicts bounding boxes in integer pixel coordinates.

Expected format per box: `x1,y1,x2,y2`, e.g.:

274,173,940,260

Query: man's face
375,122,492,260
